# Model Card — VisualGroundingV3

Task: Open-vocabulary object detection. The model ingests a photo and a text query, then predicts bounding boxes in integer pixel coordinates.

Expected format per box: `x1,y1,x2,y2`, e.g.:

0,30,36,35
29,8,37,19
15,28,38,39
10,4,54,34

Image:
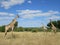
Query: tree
14,21,18,28
17,27,24,32
47,20,60,29
14,21,18,31
57,20,60,29
0,26,5,32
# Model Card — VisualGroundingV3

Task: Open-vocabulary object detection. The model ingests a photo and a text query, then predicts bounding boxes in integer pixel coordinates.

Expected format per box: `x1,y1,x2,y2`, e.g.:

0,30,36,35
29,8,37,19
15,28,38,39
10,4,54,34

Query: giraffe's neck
9,16,18,26
50,20,55,27
51,22,55,27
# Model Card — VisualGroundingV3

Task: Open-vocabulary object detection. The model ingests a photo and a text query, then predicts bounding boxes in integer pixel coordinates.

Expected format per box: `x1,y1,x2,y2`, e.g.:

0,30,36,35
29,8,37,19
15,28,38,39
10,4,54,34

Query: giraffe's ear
17,15,19,18
49,19,51,22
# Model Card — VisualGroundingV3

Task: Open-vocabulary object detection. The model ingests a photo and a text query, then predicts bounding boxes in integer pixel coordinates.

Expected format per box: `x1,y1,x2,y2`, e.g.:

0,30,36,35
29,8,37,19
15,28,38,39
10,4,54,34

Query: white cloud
27,0,32,4
0,12,15,26
0,12,14,16
0,12,15,20
17,9,60,19
0,12,8,15
0,17,14,20
1,0,25,9
18,20,41,27
48,15,60,20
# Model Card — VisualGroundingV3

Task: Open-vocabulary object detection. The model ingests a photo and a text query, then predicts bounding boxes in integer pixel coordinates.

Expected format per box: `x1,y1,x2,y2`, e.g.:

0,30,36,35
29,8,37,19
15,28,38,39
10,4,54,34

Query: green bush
31,29,38,32
0,26,5,32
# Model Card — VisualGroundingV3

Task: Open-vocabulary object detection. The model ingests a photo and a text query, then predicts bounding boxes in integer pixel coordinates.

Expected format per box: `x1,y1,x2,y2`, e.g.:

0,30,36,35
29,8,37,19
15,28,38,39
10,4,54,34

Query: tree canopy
47,20,60,29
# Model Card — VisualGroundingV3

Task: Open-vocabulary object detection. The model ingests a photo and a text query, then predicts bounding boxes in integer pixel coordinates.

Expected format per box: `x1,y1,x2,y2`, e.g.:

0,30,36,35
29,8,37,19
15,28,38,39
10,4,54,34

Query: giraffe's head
16,15,19,18
49,19,52,22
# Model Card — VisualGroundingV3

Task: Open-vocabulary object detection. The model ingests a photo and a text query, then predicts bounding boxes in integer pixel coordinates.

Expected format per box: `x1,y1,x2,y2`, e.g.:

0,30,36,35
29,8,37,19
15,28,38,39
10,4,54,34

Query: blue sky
0,0,60,27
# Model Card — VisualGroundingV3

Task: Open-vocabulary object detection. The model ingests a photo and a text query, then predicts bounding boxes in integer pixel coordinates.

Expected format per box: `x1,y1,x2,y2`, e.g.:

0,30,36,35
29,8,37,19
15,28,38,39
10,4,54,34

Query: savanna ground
0,32,60,45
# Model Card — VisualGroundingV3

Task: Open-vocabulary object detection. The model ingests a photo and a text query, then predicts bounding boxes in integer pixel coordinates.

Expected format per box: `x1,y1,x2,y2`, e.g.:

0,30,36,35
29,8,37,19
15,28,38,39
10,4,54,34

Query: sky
0,0,60,27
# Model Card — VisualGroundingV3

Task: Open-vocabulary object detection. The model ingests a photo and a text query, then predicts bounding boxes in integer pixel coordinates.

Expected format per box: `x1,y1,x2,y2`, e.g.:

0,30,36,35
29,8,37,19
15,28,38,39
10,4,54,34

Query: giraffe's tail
4,30,7,37
52,29,56,34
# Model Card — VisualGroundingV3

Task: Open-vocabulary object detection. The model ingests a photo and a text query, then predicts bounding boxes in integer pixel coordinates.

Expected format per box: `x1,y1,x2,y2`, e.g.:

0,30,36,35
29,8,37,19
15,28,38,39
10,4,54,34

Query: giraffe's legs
11,27,14,36
4,27,8,37
5,30,7,36
54,30,56,34
52,29,56,34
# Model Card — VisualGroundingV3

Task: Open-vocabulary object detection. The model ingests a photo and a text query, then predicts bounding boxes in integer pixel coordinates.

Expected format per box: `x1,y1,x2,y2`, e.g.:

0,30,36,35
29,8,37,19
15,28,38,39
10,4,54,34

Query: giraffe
5,15,19,37
42,23,47,32
50,19,57,33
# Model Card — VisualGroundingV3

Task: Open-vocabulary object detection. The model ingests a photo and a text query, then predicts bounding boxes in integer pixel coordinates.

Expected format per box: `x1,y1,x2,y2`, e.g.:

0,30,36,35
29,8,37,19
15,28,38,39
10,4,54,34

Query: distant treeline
0,20,60,32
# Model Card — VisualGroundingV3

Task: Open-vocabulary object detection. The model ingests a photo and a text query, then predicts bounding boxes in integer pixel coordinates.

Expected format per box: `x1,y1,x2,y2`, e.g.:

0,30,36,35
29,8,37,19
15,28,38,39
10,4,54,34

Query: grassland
0,32,60,45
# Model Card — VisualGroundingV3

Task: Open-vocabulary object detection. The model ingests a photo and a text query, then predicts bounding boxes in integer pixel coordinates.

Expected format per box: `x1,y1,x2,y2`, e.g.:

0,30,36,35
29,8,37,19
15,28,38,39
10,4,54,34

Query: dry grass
0,32,60,45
